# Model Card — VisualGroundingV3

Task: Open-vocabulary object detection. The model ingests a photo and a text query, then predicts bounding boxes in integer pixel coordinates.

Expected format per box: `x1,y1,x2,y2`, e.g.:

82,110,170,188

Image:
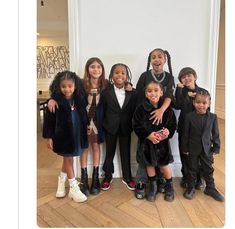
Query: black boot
80,168,90,196
157,178,166,193
164,179,174,202
146,180,158,202
135,182,146,199
90,166,101,195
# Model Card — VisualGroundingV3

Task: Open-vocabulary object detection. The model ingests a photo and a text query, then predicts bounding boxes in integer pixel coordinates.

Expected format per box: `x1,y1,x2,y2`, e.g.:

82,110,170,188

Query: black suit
181,110,220,188
101,85,137,181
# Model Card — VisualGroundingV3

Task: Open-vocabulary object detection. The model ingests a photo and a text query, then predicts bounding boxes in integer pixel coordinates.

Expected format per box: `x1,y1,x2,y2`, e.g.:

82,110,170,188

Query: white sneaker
69,181,87,202
56,176,66,198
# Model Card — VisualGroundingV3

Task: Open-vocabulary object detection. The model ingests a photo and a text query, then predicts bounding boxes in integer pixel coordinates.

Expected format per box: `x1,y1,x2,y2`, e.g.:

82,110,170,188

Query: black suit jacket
181,110,220,155
101,85,137,135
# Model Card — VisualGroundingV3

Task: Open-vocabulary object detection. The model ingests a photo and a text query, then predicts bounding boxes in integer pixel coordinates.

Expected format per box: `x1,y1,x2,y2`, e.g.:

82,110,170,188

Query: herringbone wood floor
37,119,225,227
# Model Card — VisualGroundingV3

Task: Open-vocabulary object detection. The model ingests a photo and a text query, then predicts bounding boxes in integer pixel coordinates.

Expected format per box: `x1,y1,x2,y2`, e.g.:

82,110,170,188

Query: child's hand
47,138,53,150
161,127,169,137
147,132,160,144
150,108,164,125
124,82,133,91
188,91,196,98
48,99,59,113
177,83,184,88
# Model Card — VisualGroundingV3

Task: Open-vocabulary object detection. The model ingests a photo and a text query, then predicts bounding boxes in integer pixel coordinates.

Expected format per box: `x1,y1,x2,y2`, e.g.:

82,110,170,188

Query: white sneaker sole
68,192,87,202
122,180,136,191
56,192,66,198
101,179,113,191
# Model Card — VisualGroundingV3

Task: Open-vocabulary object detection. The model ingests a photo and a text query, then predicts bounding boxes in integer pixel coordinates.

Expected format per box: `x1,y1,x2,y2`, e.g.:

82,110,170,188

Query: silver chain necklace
151,70,166,83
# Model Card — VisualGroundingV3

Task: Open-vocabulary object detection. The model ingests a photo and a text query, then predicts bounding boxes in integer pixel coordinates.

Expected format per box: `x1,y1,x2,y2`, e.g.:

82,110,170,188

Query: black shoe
195,178,205,190
90,166,101,195
204,187,225,202
164,180,174,202
146,180,158,202
180,177,188,189
183,188,195,200
135,182,146,199
80,168,90,196
157,178,166,193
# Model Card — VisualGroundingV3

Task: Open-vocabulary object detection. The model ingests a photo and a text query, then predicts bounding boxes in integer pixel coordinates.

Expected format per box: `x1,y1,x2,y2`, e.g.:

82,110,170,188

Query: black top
136,70,175,106
174,84,208,134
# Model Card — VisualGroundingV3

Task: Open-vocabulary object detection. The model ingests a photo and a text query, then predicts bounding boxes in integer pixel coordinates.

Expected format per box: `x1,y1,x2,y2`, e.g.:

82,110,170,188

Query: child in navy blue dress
133,81,176,202
181,91,224,202
43,71,88,202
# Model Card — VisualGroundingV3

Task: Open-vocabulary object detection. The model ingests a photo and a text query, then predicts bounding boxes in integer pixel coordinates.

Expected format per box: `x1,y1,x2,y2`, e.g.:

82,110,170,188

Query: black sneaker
195,178,205,190
204,187,225,202
135,182,146,199
183,188,195,200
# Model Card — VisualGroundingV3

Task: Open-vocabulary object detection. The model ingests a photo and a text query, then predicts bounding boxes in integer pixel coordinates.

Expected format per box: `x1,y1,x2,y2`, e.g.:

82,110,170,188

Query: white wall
70,0,220,178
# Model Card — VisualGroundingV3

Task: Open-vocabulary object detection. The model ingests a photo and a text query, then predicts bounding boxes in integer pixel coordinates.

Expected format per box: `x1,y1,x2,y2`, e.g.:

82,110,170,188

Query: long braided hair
146,48,173,75
108,63,132,84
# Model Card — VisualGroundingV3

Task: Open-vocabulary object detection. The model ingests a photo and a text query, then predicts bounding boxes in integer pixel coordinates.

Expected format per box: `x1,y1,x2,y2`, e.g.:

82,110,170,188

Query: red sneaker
122,179,136,191
101,177,113,191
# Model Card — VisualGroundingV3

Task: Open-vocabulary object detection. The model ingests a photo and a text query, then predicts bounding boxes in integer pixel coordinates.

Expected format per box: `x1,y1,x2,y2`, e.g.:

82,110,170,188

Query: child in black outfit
43,71,88,202
101,63,137,191
182,91,224,202
135,48,175,199
133,81,176,202
175,67,207,189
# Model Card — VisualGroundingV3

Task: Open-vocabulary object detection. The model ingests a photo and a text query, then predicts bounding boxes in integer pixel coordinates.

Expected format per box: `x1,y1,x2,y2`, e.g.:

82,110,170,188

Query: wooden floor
37,119,225,227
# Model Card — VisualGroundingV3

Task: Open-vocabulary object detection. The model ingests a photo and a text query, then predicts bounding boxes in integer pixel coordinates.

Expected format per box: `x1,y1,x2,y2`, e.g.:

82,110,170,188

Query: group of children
42,48,224,204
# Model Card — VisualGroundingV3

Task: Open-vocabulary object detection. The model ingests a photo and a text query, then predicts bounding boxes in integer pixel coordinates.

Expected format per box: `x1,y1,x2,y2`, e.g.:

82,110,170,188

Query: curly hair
83,57,107,93
49,70,85,96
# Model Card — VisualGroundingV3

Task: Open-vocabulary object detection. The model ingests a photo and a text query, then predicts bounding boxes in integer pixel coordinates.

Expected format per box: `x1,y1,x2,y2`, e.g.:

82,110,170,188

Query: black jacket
132,99,177,166
181,110,220,155
43,92,89,155
174,84,208,134
101,85,137,135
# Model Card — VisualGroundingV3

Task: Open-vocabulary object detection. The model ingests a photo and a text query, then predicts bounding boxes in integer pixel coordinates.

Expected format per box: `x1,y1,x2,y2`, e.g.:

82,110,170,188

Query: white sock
60,172,67,179
68,178,76,186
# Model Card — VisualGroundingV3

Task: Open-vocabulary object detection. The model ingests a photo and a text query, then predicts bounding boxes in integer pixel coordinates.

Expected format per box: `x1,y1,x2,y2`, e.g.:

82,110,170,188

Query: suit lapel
109,86,121,109
122,91,131,109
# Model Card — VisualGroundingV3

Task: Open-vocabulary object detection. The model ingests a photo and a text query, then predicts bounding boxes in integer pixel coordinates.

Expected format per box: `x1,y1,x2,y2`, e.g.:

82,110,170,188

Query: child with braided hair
100,63,137,191
134,48,175,199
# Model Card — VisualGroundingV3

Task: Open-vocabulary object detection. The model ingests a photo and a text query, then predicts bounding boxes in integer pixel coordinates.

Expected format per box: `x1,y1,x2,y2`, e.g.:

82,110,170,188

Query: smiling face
180,73,197,89
145,82,163,106
150,49,166,74
60,79,75,99
88,61,103,80
111,65,128,88
193,94,210,114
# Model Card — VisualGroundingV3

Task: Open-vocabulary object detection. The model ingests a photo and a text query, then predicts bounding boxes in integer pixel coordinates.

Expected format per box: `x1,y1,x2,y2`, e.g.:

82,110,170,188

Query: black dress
132,99,177,167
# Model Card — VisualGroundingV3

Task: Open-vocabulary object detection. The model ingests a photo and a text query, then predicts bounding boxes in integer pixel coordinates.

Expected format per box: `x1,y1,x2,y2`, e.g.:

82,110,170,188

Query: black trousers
178,133,202,181
186,150,215,189
102,131,132,181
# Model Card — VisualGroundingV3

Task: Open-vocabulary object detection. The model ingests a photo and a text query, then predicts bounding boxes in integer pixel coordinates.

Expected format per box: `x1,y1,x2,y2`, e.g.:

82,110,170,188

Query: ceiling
37,0,68,37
